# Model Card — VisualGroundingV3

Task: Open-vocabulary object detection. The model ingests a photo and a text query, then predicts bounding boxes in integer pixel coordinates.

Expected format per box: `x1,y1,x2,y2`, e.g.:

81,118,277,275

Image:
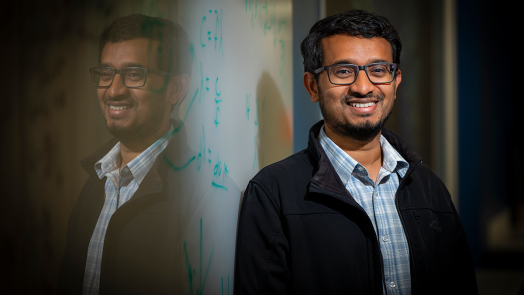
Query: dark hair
99,14,191,76
300,10,402,74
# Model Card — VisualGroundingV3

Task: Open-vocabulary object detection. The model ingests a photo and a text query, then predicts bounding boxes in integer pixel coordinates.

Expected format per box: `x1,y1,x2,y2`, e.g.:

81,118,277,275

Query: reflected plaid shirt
82,126,173,295
319,127,411,295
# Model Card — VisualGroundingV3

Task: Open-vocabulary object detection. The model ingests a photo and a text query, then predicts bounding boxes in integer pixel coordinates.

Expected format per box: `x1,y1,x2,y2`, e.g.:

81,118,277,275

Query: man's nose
107,74,129,99
348,70,374,96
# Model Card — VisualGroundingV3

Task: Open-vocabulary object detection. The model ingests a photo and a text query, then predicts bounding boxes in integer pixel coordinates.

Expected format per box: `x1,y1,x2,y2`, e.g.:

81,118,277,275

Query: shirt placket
84,170,119,295
117,167,134,208
375,170,399,294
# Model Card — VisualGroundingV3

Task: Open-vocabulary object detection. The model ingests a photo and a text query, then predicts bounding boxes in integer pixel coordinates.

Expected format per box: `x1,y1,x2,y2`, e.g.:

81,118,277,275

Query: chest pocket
404,208,459,288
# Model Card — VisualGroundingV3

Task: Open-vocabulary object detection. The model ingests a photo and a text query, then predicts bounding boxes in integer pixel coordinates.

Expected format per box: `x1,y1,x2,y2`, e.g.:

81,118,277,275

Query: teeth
350,102,376,108
110,105,129,111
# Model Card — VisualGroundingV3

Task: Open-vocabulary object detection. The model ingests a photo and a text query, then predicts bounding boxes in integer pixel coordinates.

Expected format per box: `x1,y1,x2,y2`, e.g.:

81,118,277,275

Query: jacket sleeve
234,180,290,294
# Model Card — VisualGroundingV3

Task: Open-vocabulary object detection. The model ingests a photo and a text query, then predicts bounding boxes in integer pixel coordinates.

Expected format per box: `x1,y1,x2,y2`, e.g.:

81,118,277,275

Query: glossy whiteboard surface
173,0,293,293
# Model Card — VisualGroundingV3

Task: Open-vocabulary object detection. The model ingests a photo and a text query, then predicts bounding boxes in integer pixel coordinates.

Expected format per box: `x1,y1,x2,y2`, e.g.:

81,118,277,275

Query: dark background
457,0,524,269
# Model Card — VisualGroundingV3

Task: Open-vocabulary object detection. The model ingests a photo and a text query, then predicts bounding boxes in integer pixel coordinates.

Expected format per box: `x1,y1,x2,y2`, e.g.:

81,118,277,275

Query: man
235,10,477,295
58,14,239,294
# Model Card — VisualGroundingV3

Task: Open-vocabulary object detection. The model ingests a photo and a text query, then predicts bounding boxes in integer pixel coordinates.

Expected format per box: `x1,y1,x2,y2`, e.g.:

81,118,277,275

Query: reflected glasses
314,62,399,85
89,67,170,88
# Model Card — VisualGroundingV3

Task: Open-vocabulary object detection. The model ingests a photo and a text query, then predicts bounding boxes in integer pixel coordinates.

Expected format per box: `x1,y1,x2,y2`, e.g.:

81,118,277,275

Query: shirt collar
94,142,120,179
319,125,408,184
379,135,408,178
319,126,359,186
94,125,174,185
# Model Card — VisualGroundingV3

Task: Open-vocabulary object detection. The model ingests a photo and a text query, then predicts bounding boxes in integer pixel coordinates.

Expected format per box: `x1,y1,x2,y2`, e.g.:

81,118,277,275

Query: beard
318,87,393,142
104,96,167,143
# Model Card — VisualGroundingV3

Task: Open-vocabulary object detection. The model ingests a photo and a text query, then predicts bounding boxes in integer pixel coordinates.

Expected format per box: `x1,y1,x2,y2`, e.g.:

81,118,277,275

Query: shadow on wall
256,71,293,169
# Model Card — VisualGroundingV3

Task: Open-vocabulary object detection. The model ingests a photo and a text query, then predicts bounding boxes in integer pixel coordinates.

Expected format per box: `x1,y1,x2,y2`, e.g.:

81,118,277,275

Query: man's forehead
321,34,393,65
100,38,160,67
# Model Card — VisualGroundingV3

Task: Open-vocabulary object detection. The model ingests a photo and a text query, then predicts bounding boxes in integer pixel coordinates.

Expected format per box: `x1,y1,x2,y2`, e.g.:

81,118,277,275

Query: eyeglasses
89,67,170,88
314,62,399,85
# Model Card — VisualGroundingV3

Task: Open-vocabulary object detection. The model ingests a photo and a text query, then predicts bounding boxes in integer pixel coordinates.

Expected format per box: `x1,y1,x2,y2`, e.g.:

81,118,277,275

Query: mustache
341,93,384,103
103,94,135,104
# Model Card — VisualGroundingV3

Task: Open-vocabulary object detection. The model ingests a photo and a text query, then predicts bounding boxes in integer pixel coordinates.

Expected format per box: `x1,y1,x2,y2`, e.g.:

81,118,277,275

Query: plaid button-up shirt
319,126,411,295
82,126,173,295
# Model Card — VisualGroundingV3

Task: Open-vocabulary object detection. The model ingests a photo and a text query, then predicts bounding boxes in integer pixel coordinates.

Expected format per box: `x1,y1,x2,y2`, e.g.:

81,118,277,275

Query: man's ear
303,72,320,103
393,70,401,100
167,74,190,105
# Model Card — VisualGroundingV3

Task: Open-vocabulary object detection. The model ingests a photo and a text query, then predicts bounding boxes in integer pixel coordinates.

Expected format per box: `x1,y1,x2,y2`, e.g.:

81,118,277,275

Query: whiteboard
178,0,293,186
172,0,293,293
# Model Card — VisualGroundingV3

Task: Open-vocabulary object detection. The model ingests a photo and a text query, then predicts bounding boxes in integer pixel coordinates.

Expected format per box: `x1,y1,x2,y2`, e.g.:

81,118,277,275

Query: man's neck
118,123,170,170
324,124,383,182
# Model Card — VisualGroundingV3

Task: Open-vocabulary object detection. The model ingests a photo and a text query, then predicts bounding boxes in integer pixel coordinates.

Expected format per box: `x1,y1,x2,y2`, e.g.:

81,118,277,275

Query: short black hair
99,14,191,76
300,10,402,75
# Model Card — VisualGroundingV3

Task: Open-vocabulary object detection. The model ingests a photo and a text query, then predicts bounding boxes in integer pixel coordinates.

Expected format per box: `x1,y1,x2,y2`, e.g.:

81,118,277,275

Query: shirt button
390,281,396,288
382,236,389,242
94,281,100,288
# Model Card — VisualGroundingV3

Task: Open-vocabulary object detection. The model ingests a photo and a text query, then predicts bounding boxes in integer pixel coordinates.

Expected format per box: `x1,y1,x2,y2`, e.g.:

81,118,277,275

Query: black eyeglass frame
313,62,399,85
89,67,171,88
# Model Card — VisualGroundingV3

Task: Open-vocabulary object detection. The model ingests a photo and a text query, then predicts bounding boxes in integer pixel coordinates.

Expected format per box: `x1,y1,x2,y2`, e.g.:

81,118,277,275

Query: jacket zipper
394,160,422,294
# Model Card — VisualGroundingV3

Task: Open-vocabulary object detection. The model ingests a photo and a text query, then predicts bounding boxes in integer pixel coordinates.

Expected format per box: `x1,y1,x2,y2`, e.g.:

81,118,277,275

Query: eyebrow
99,62,146,68
330,58,391,66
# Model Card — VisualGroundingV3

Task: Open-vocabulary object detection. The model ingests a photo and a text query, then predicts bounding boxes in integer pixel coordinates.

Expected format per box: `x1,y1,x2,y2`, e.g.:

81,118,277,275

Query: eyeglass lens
91,68,147,87
328,64,395,84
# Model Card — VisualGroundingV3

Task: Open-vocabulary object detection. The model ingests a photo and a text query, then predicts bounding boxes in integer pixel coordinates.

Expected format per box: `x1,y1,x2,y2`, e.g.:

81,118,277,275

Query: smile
349,102,376,108
110,105,129,111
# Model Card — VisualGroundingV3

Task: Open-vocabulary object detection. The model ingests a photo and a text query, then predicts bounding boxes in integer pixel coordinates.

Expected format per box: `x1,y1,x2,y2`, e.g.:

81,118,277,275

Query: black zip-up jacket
234,121,477,295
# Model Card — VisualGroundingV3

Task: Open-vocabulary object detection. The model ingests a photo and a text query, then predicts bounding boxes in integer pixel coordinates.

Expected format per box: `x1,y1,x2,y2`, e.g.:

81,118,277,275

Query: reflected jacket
58,123,239,295
234,120,477,295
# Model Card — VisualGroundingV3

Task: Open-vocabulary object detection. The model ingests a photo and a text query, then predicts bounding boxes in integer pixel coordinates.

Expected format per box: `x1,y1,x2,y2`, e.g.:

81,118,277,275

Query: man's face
98,38,173,142
306,34,401,142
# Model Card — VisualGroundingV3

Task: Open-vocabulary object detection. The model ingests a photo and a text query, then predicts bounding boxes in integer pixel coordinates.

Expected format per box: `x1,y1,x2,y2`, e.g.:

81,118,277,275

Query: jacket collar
80,137,119,188
307,120,423,194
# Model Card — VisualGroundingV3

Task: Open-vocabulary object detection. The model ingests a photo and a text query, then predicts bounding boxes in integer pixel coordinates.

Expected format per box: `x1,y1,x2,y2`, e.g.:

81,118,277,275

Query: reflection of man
235,10,477,294
58,14,199,294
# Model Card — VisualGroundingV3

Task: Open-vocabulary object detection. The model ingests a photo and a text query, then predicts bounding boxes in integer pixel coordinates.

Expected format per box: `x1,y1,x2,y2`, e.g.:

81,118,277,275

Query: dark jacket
234,120,477,295
58,123,239,294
